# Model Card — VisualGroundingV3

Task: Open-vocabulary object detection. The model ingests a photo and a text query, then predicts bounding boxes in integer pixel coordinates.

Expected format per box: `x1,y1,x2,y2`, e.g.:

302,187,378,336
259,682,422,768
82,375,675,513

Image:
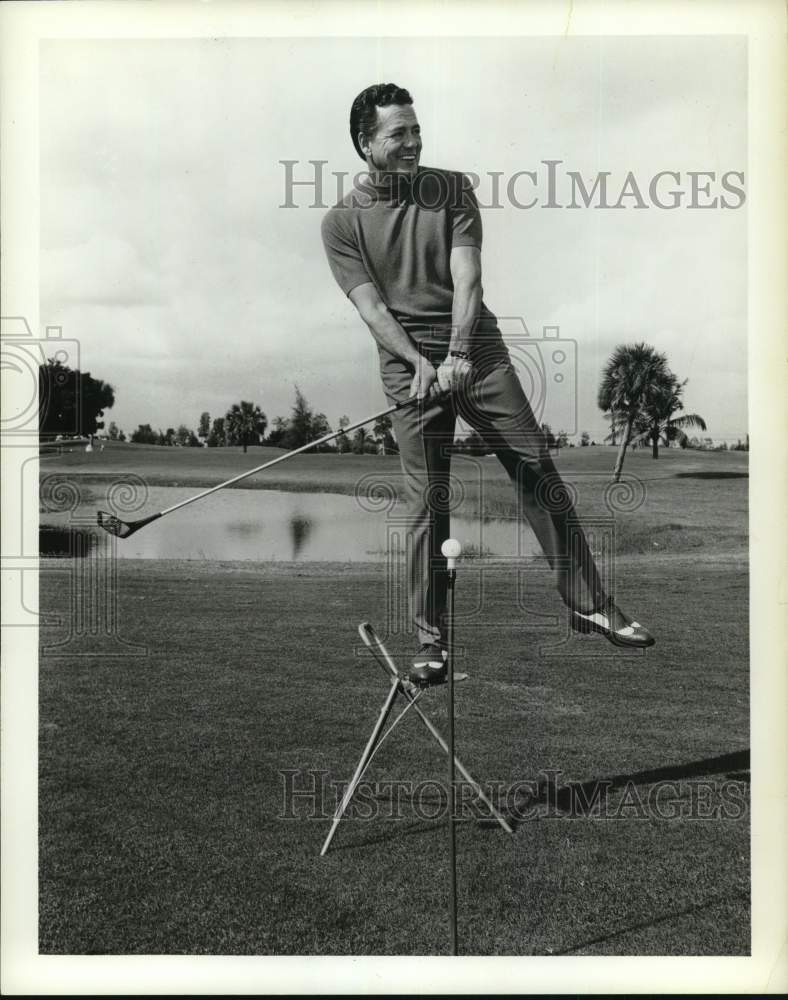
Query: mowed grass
42,440,749,555
39,552,749,955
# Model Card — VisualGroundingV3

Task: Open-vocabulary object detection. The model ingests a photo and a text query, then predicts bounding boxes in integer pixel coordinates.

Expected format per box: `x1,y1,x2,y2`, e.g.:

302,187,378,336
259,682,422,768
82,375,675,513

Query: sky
40,35,747,443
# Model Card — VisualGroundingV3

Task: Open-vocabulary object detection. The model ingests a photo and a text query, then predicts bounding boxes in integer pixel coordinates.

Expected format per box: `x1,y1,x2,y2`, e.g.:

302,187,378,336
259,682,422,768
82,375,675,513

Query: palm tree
225,400,267,453
631,375,707,458
603,411,623,447
597,342,670,482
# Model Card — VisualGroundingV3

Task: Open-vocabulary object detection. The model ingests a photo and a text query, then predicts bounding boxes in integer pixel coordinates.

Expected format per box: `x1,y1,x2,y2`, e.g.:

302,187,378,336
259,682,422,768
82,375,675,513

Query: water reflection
39,487,539,563
227,521,261,536
289,515,313,559
40,525,98,557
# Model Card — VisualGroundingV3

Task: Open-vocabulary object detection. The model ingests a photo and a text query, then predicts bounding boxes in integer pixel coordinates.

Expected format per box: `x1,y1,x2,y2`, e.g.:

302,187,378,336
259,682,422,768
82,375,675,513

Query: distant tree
556,429,569,449
130,423,158,445
286,386,313,449
311,412,333,451
207,416,226,447
225,401,267,453
282,386,318,449
580,431,590,447
198,411,211,439
336,415,352,453
630,374,707,458
107,421,122,441
266,416,289,448
39,358,115,439
373,413,398,454
175,425,192,447
79,373,115,436
351,427,378,454
455,431,491,456
541,422,558,452
597,342,670,481
280,387,332,450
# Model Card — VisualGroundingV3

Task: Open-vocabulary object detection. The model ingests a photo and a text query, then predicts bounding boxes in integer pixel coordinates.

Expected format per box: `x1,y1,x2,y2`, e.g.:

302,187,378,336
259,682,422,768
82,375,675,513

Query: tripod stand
320,622,513,858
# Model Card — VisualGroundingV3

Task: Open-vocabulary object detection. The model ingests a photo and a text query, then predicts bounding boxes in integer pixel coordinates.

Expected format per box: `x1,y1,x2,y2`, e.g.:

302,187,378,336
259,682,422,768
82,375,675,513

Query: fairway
38,447,749,955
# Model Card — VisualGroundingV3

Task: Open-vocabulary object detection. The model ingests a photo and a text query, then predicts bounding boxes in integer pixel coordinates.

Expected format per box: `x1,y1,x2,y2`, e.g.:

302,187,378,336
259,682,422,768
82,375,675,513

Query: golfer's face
365,104,422,175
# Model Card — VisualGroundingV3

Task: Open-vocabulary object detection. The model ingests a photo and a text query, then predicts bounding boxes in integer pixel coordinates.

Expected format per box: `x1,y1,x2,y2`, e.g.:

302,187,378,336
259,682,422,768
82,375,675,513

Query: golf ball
441,538,462,559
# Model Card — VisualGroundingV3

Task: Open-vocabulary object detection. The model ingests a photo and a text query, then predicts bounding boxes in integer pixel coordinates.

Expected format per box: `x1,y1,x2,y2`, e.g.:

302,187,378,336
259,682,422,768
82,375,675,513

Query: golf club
96,394,425,539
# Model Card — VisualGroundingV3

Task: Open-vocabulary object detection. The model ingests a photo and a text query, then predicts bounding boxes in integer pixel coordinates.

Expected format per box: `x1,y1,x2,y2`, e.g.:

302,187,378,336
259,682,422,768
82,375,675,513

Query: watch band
449,350,470,360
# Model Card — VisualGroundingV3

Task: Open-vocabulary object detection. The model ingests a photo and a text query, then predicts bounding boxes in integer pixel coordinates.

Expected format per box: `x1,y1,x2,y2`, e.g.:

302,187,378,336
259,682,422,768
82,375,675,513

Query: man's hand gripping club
409,353,472,402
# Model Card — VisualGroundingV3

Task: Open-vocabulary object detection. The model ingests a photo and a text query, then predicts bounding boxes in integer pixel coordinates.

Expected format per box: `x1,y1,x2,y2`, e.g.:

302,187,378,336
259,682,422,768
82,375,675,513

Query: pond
40,486,540,562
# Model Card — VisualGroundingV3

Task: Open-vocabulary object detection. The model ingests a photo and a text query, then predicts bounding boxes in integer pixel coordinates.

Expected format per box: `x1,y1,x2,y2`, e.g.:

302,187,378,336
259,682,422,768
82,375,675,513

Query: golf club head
97,511,130,537
96,510,161,539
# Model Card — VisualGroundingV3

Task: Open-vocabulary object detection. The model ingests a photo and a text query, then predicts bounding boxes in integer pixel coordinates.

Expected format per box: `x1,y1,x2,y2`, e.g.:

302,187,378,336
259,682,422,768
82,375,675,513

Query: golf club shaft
447,568,458,956
158,395,421,519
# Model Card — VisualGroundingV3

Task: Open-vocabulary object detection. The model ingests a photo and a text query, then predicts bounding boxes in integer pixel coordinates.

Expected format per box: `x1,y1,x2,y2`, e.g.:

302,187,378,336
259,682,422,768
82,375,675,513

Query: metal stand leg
320,675,401,857
320,624,514,857
359,623,513,835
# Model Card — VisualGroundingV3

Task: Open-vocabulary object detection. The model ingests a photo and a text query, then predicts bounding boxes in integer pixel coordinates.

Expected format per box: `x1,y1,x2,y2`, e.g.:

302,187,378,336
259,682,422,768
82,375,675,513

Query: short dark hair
349,83,413,162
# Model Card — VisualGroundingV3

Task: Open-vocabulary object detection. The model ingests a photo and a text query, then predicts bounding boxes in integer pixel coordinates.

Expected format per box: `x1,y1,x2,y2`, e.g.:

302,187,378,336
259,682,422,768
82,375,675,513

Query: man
321,82,654,685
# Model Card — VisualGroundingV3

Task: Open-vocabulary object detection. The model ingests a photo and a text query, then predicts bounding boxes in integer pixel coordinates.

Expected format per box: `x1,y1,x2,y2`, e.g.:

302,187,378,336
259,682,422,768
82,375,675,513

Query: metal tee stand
320,622,513,857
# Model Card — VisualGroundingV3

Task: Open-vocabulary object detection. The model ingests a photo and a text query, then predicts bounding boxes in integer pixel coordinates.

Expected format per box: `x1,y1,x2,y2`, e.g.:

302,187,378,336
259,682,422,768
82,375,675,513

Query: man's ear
358,132,369,156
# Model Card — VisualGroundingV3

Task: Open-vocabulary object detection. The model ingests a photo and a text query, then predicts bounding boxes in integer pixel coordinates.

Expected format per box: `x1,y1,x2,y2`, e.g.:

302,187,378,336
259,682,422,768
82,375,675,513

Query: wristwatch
449,350,471,361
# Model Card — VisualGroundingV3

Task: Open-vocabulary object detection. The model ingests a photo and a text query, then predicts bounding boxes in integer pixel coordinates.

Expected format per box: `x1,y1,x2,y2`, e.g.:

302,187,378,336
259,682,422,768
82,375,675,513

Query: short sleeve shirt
320,166,498,349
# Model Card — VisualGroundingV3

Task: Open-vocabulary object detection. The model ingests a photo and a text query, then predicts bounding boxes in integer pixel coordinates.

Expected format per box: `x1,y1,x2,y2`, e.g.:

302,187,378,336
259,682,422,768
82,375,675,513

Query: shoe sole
409,667,448,687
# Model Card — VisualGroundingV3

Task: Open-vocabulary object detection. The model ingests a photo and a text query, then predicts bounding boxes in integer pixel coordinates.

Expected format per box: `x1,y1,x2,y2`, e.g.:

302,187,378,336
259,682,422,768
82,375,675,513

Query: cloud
43,236,167,308
40,36,747,440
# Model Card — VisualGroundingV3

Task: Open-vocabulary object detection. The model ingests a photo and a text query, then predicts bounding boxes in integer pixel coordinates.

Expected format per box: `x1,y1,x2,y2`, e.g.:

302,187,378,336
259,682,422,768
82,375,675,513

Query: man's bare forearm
347,282,437,398
449,279,482,354
361,303,423,367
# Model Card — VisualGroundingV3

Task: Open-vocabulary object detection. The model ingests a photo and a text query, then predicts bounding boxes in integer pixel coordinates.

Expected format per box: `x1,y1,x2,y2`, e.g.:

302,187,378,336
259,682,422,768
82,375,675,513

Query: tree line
40,346,730,479
128,386,399,455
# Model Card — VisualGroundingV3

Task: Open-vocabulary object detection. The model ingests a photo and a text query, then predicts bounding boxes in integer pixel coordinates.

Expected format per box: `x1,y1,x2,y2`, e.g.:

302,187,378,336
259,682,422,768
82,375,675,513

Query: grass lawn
39,549,749,955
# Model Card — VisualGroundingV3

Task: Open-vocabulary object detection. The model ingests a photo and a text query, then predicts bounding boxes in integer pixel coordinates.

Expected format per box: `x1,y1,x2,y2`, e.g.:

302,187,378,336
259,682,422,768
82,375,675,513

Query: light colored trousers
380,340,607,646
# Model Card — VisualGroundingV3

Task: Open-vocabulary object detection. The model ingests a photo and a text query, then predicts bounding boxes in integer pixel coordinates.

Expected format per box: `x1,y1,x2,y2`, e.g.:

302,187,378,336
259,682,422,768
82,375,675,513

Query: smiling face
360,103,422,176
